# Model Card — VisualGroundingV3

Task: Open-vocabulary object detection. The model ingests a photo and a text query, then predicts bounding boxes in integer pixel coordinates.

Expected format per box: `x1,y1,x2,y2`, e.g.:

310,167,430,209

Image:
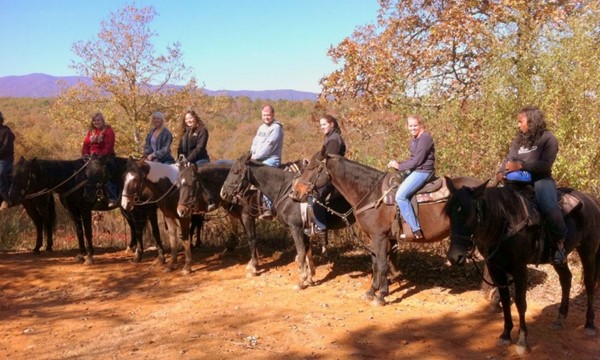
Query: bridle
291,158,327,200
121,165,148,204
449,195,513,288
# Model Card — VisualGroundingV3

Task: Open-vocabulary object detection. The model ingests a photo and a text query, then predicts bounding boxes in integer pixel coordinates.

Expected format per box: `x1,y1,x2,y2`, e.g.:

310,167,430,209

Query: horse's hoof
361,293,375,302
153,257,165,265
584,327,596,336
550,321,563,330
33,249,41,255
497,337,511,346
75,254,85,262
245,271,257,279
163,266,174,273
130,258,141,264
125,247,135,255
181,268,191,276
84,257,94,265
515,342,529,355
292,283,307,291
370,298,386,307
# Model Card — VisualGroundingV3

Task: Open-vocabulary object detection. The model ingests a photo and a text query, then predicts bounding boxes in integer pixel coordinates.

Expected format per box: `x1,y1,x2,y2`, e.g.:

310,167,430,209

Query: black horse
445,180,600,354
8,156,162,265
220,152,355,290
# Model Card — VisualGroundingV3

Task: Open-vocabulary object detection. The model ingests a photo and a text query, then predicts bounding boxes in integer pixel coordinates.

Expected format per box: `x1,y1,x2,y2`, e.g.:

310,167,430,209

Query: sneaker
258,210,273,220
303,225,326,236
107,199,118,208
413,229,424,240
552,248,567,265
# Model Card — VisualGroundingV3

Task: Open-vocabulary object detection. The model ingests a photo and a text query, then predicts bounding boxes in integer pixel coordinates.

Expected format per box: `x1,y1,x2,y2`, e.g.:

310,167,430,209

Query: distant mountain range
0,73,319,101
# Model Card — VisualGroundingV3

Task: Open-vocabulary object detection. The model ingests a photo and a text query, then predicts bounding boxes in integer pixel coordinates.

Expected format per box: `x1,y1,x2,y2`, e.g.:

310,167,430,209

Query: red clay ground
1,240,599,360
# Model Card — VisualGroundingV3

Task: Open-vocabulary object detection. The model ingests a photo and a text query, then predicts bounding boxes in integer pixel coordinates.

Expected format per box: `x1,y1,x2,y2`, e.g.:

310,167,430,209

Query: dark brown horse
177,161,262,276
220,152,355,290
121,158,192,274
445,180,600,354
290,148,482,305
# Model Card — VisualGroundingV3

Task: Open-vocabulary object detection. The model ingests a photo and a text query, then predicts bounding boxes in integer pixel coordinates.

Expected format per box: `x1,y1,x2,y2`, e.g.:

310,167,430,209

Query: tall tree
51,5,199,155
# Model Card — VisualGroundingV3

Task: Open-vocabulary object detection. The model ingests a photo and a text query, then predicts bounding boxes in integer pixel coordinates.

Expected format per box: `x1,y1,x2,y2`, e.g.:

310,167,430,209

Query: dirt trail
0,245,598,359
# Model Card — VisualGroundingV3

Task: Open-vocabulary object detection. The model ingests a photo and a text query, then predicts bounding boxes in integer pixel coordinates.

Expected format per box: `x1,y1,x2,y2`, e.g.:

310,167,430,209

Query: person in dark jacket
307,114,346,234
177,110,210,165
0,111,15,210
143,111,175,164
387,114,435,240
496,106,567,264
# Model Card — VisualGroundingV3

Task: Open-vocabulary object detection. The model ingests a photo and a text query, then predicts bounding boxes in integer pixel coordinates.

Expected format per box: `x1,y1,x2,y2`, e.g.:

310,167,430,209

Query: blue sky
0,0,379,93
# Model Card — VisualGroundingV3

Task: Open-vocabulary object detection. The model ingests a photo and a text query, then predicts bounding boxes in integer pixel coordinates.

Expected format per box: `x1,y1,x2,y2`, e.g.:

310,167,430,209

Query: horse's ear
471,181,488,198
445,176,456,194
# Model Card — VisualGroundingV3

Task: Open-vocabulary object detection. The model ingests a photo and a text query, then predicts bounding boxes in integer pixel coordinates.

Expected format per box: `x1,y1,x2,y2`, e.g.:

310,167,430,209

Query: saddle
381,172,447,206
504,185,581,264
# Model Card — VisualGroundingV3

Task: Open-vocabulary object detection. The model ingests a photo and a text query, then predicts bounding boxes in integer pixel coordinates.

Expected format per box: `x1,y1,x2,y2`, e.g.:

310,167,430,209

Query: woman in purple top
387,115,435,240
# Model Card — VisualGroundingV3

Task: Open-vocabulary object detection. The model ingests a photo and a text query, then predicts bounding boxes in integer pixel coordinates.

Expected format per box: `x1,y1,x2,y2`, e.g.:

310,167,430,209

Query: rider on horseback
387,114,435,241
306,115,346,236
496,106,567,265
250,105,284,220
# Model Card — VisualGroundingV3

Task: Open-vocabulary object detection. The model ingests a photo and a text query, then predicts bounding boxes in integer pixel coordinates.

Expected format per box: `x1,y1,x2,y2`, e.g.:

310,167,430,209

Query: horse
83,155,166,264
177,161,261,276
444,180,600,354
121,158,192,275
289,148,482,305
220,152,355,290
8,156,163,265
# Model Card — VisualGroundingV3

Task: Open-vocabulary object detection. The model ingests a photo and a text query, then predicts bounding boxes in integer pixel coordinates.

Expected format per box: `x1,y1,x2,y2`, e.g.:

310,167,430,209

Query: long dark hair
517,106,547,148
180,110,205,136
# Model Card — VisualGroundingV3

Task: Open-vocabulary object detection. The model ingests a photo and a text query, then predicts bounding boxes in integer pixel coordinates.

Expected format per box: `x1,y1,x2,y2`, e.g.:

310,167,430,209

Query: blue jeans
195,158,210,166
260,158,280,209
395,171,431,232
534,177,567,239
0,160,13,203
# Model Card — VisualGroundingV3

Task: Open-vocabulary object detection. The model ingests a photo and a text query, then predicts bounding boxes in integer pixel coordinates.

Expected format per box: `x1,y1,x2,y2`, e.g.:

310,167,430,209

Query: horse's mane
480,187,531,236
327,155,385,194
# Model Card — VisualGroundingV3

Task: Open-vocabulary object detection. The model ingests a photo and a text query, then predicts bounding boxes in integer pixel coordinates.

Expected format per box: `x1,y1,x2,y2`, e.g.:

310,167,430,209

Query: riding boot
545,208,567,265
552,238,566,265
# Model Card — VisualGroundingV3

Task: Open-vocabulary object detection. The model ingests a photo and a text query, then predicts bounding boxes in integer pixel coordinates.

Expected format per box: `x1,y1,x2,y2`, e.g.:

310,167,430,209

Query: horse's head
290,147,329,202
221,152,252,204
83,154,110,203
177,162,201,217
444,177,488,266
9,156,39,206
121,157,148,211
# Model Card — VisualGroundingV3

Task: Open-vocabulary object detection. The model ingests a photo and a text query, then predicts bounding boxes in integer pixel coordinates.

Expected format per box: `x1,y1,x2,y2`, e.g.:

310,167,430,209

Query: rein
24,158,92,199
134,177,180,205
